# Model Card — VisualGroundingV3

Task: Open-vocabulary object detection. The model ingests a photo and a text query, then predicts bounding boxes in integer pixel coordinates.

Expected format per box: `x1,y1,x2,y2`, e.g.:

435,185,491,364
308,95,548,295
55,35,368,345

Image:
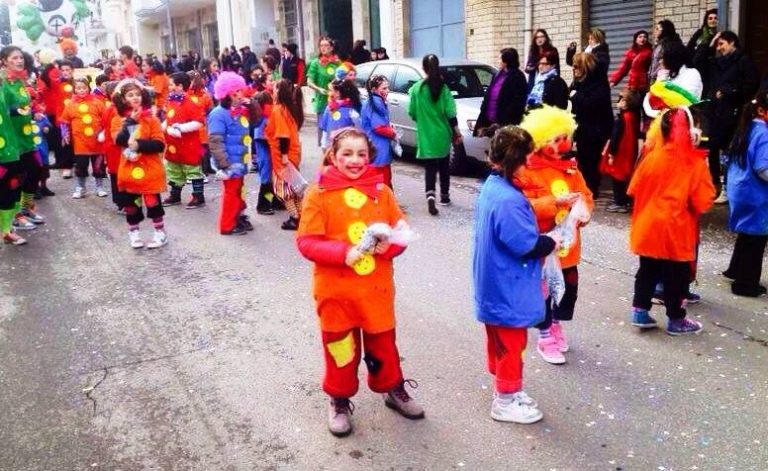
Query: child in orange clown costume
60,78,107,198
296,128,424,438
517,106,594,365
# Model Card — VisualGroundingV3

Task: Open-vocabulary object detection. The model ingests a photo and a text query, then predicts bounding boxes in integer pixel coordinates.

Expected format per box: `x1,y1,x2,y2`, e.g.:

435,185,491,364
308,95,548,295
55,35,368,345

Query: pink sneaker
550,323,569,353
537,336,566,364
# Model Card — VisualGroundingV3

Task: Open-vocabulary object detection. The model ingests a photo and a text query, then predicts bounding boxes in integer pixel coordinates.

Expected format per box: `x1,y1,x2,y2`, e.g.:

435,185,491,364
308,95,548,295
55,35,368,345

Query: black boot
186,179,205,209
257,184,275,215
162,182,182,206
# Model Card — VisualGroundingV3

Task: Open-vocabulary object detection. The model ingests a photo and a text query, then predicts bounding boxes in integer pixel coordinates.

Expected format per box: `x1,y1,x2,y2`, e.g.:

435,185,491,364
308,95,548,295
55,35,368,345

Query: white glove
97,131,105,143
214,168,231,180
166,126,182,138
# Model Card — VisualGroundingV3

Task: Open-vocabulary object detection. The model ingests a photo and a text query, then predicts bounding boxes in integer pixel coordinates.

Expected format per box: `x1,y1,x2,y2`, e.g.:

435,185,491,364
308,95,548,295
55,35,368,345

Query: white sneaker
72,187,85,199
714,191,728,204
146,229,168,249
491,393,544,424
96,188,108,197
493,390,538,408
62,169,73,179
128,230,144,249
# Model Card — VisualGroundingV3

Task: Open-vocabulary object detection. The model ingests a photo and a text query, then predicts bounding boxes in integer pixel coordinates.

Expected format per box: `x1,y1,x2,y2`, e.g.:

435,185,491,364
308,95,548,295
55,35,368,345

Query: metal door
410,0,465,58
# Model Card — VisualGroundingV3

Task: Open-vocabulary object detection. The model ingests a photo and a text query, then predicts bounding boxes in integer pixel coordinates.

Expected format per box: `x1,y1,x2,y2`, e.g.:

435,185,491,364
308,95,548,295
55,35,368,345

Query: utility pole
165,0,175,54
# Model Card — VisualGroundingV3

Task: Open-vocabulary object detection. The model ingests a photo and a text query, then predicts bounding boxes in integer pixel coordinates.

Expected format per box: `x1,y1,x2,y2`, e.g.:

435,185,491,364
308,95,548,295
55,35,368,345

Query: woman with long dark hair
407,54,462,216
199,58,220,98
524,29,560,91
649,20,683,82
610,30,653,92
723,90,768,297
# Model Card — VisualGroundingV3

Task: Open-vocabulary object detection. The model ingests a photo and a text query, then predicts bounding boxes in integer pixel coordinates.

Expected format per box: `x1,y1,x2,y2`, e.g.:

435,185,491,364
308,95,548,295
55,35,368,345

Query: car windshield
441,65,496,99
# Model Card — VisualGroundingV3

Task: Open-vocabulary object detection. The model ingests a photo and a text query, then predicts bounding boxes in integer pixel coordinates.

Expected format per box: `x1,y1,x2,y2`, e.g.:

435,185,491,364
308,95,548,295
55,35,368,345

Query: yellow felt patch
243,136,252,146
550,179,569,197
555,208,569,225
326,66,335,75
64,84,73,93
168,145,177,154
191,96,199,104
78,103,89,113
63,98,71,106
167,109,176,119
326,332,355,368
347,221,367,244
84,127,94,137
332,111,341,121
82,115,93,124
558,247,570,258
0,137,5,148
22,125,33,135
353,254,376,276
131,167,145,180
0,115,3,124
343,188,367,209
239,116,248,127
33,136,42,145
243,152,251,164
32,124,40,133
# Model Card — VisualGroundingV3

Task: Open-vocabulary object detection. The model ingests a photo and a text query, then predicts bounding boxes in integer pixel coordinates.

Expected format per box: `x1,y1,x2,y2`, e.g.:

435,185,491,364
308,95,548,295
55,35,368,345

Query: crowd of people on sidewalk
1,7,768,437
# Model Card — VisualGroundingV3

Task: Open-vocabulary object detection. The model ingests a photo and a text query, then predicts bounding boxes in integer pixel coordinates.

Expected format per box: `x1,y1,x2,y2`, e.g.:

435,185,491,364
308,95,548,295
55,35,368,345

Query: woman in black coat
570,52,614,197
567,28,610,79
473,48,527,137
526,49,569,110
524,29,560,92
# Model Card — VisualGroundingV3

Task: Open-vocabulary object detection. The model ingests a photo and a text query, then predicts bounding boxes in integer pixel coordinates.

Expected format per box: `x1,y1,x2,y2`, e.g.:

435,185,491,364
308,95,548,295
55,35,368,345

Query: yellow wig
520,105,577,151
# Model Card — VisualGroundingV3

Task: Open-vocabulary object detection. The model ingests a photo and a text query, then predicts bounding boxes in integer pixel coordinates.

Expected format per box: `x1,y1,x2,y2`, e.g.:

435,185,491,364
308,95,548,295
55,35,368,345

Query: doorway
743,0,768,79
319,0,353,59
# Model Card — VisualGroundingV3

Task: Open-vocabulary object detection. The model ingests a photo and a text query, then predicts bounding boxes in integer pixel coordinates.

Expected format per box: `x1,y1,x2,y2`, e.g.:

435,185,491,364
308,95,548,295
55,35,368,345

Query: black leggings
633,257,690,320
119,193,165,226
75,154,107,178
0,160,23,210
576,138,604,197
726,233,768,292
537,266,579,330
424,156,450,198
612,179,630,206
20,151,41,194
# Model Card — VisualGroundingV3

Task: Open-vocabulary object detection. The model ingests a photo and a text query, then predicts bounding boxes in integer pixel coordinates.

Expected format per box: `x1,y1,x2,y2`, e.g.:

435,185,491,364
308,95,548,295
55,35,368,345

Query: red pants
485,325,527,394
322,328,403,398
219,177,246,233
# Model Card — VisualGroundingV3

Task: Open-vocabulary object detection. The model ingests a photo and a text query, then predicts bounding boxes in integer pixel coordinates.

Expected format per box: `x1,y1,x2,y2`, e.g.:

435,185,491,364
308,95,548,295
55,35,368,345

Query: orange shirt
265,104,301,173
628,143,714,261
515,160,594,268
60,95,105,155
189,90,213,144
111,113,166,194
298,183,404,334
150,74,170,110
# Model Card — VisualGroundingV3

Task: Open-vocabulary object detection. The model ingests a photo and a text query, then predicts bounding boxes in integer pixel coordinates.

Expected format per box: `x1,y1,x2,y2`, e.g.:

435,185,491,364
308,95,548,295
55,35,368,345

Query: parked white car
354,58,497,174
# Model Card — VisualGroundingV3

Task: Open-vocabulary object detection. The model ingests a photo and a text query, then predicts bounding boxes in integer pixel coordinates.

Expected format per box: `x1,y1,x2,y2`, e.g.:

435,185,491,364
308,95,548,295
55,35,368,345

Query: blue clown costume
319,100,360,148
361,92,397,187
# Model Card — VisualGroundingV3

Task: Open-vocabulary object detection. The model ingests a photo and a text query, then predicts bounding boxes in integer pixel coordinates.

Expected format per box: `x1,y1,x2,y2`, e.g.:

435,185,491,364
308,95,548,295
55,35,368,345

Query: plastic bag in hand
543,253,565,305
389,220,420,247
548,197,590,256
281,163,308,197
358,223,392,253
390,127,404,157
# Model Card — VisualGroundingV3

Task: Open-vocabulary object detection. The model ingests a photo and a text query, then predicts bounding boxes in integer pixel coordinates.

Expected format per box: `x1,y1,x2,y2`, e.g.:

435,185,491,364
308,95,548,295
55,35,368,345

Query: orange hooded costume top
627,110,715,261
60,94,105,155
111,110,166,194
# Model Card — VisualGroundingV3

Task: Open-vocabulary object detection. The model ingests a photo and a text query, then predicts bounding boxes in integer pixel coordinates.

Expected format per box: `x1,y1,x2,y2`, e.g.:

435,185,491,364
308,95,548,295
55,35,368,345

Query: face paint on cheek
556,137,572,155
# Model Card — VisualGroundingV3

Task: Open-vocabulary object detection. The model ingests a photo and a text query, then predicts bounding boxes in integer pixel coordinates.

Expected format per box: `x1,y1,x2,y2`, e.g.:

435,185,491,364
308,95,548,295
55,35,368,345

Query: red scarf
123,107,153,119
230,104,249,118
319,165,384,199
327,98,351,112
527,153,578,172
6,69,28,82
73,93,92,103
318,54,340,67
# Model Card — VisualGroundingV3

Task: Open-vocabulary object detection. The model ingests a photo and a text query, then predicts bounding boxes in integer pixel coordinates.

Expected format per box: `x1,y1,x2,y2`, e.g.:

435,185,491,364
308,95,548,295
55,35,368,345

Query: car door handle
389,99,400,106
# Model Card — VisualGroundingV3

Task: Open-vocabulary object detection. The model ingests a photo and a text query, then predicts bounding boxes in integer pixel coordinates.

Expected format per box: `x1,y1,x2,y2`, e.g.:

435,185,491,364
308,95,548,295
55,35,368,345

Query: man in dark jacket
351,40,371,65
265,39,282,68
697,31,759,194
241,46,258,74
474,48,527,137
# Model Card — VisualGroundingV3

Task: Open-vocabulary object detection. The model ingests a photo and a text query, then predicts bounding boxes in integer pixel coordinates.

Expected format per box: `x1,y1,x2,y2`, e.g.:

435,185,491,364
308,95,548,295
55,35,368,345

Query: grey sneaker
384,379,425,420
491,393,543,424
328,398,354,437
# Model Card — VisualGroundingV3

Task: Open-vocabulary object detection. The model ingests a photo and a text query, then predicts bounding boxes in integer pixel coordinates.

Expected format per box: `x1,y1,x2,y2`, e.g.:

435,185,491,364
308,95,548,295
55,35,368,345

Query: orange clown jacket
515,156,594,268
111,111,166,195
60,95,105,155
297,167,406,334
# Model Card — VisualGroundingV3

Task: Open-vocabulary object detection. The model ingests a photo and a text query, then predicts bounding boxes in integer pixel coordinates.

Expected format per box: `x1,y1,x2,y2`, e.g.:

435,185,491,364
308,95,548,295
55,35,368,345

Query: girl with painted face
111,79,168,249
1,45,45,231
60,78,108,199
297,127,423,438
517,106,594,366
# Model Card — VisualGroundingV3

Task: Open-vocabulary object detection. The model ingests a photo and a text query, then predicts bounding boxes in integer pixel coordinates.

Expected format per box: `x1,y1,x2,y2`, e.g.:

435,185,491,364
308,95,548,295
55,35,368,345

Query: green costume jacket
1,77,36,154
307,56,340,115
0,80,20,164
407,80,457,159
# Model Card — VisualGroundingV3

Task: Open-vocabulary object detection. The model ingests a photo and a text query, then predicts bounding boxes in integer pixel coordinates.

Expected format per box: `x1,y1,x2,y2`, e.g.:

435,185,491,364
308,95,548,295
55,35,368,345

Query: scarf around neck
528,68,557,105
319,165,384,199
527,153,578,172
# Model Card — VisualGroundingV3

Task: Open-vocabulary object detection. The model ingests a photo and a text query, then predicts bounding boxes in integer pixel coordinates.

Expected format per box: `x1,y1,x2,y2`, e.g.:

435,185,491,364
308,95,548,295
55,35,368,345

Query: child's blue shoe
631,308,658,329
666,318,703,336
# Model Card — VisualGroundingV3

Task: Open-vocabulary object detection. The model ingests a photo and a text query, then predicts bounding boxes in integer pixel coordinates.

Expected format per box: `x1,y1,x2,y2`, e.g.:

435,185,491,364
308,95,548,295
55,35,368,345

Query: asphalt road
1,127,767,470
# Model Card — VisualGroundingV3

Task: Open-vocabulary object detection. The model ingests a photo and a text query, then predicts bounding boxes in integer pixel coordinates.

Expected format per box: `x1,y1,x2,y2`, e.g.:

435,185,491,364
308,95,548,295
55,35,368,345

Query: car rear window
354,63,375,88
441,65,497,99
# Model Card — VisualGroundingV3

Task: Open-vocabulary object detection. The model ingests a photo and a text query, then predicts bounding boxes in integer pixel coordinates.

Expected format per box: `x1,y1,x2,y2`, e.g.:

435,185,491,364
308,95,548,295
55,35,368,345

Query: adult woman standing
199,58,220,99
306,36,341,146
569,52,613,197
526,49,569,110
474,48,527,137
610,30,653,92
687,9,718,64
648,20,683,83
724,90,768,297
408,54,462,216
524,29,560,91
567,28,610,79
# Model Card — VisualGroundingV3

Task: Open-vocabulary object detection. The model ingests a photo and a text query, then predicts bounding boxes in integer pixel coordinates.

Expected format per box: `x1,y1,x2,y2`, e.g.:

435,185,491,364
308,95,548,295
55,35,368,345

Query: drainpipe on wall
524,0,532,65
717,0,728,29
227,0,235,46
296,0,305,58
